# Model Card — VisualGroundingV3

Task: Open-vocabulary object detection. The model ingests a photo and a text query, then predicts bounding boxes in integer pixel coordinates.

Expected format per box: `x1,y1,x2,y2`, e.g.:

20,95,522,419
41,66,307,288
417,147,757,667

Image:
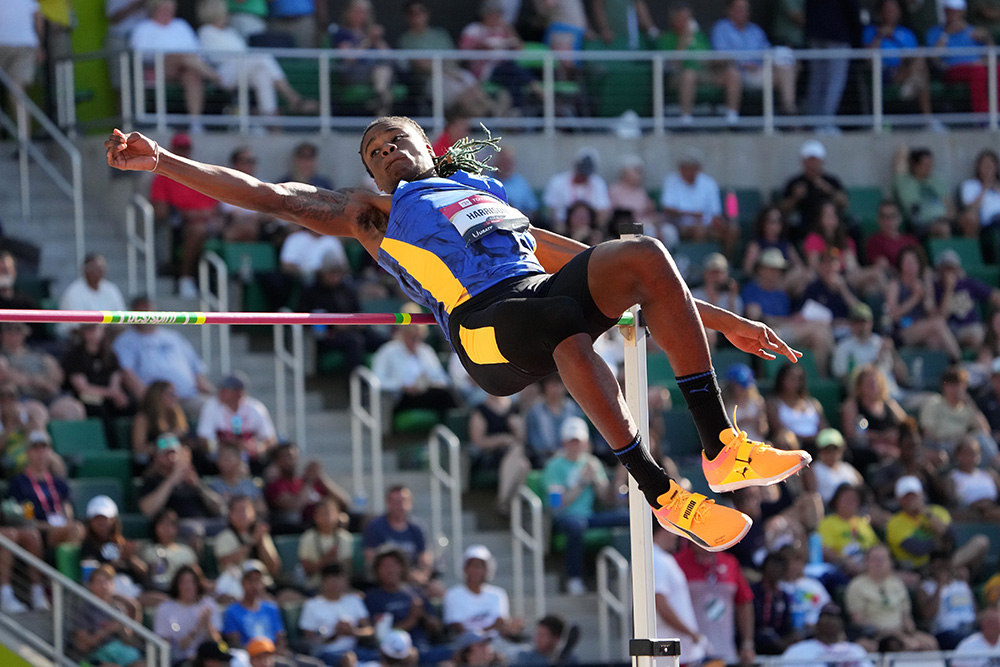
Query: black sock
613,434,674,506
675,369,733,460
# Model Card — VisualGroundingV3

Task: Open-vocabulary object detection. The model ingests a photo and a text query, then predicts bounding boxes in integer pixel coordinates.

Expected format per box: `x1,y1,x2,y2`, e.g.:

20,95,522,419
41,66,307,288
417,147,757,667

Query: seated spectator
80,496,150,603
865,200,919,271
916,549,978,649
927,0,996,117
885,247,962,360
728,484,816,573
935,250,1000,351
650,525,705,663
766,363,828,451
864,0,938,127
798,251,862,330
802,202,883,295
525,375,582,469
691,253,743,322
721,364,769,442
113,295,215,420
742,206,808,292
818,484,881,577
132,381,189,471
148,134,222,298
363,485,434,587
810,429,863,505
444,545,523,640
493,146,539,221
841,365,907,465
72,564,143,667
832,305,904,397
265,442,351,533
298,495,355,592
542,148,611,231
780,603,872,665
543,417,628,595
844,544,938,651
777,543,832,631
137,438,225,536
222,560,286,649
432,106,473,160
459,0,536,113
959,149,1000,235
752,552,800,655
953,606,1000,667
8,431,83,549
894,146,955,238
949,436,1000,520
153,565,222,664
608,155,659,233
0,251,45,342
779,140,849,242
468,393,526,513
371,321,458,419
451,630,502,667
299,563,375,665
0,322,85,421
591,0,656,47
62,323,134,439
219,148,281,241
976,355,1000,442
0,521,47,614
660,149,737,255
214,495,280,578
129,0,222,134
331,0,396,118
280,142,333,191
0,387,59,480
710,0,798,123
140,508,198,594
919,366,996,461
267,0,322,47
870,418,951,509
514,615,575,666
56,254,126,338
658,4,731,127
197,373,276,474
563,201,603,247
209,442,267,515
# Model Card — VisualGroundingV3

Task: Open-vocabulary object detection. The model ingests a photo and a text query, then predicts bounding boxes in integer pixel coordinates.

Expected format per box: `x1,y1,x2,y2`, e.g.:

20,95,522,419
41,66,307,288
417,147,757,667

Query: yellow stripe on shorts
459,325,509,366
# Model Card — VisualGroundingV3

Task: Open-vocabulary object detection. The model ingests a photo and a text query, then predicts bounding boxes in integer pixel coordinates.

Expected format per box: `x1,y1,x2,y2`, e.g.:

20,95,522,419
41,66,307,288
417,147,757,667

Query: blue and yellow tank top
377,171,545,342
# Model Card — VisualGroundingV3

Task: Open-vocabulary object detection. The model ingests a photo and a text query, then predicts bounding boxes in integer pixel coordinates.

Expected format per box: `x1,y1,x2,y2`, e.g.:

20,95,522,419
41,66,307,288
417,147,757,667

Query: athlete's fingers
763,326,801,363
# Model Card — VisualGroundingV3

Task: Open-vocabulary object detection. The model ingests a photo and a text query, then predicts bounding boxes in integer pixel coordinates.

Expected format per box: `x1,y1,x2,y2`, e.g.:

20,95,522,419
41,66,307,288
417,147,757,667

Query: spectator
675,541,756,665
591,0,657,47
493,146,539,221
267,0,323,47
953,607,1000,667
62,323,134,444
774,0,807,46
444,544,524,644
949,436,1000,521
104,0,146,87
844,544,938,650
194,640,235,667
798,250,862,327
222,560,286,649
266,226,348,309
0,521,47,614
885,247,962,360
543,416,628,595
129,0,222,134
658,4,727,127
131,381,189,471
691,253,743,318
72,564,143,667
0,252,44,342
801,203,872,295
331,0,396,118
728,484,816,575
721,363,769,443
780,603,873,665
843,364,907,466
660,149,737,254
362,485,434,587
265,442,350,533
919,366,995,461
139,509,198,594
56,254,126,338
651,524,706,664
451,630,502,667
818,484,881,577
894,146,955,238
208,442,267,515
196,2,319,120
214,495,280,577
935,250,1000,351
298,495,354,592
563,201,603,246
299,563,374,665
916,549,978,649
542,148,611,230
810,428,863,505
608,155,660,232
219,147,281,241
927,0,996,117
0,386,57,480
831,305,901,392
459,0,536,113
959,149,1000,235
137,437,225,533
752,552,800,655
975,356,1000,443
804,0,862,133
741,206,808,290
153,565,222,663
0,322,85,421
777,543,832,631
80,496,149,602
371,321,458,419
766,363,828,451
779,140,849,241
870,418,951,509
0,0,43,116
197,373,276,474
148,133,222,298
534,0,591,56
864,0,939,128
710,0,798,124
468,393,527,513
280,142,333,191
514,615,573,666
864,200,920,271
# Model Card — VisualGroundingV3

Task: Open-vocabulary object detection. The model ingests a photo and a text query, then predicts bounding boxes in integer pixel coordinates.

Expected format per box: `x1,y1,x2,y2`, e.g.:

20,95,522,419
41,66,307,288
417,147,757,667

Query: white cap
800,139,827,160
380,630,413,660
463,544,493,564
944,0,966,10
560,416,590,443
86,495,119,519
895,475,924,499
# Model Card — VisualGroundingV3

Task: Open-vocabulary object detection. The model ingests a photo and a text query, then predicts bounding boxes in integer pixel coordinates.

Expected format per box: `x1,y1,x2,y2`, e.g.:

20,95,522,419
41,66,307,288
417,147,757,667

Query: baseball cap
800,139,827,160
849,303,874,322
243,559,270,578
944,0,967,9
381,630,414,660
678,147,704,166
27,430,51,448
454,630,495,652
895,475,924,499
725,363,755,388
703,252,728,272
170,132,192,149
936,249,962,268
560,416,590,443
196,640,232,661
156,433,181,451
218,373,247,391
464,544,493,565
245,637,276,658
816,428,845,449
757,248,788,270
574,147,599,176
86,495,119,520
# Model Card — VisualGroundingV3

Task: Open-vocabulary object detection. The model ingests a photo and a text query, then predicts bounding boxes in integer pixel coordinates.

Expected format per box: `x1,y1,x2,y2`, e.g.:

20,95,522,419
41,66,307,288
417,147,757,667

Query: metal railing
597,545,632,664
125,193,156,299
273,323,307,448
756,650,1000,666
510,484,545,622
0,67,85,268
0,532,169,667
350,366,385,514
428,424,464,579
198,250,231,375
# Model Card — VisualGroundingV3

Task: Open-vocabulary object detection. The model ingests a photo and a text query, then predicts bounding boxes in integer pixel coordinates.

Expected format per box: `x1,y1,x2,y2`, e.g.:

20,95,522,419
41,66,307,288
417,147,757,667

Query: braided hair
359,116,501,179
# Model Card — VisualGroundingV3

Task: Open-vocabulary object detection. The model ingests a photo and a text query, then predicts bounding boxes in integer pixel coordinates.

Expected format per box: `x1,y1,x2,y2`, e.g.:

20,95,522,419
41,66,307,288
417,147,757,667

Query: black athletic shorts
448,246,619,396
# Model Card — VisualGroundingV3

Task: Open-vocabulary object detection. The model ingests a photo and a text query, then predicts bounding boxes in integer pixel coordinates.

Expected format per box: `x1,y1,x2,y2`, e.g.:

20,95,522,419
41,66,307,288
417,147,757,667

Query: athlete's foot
650,480,752,552
703,409,812,493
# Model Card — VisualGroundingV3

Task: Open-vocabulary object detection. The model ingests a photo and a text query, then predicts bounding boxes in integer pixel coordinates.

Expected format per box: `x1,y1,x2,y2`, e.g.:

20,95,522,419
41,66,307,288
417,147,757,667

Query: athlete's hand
105,128,160,172
723,317,801,363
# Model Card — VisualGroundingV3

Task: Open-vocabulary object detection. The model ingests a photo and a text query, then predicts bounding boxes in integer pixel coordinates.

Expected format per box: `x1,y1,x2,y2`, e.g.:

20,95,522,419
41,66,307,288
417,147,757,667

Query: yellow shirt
886,505,951,570
818,514,880,557
37,0,71,26
844,573,911,632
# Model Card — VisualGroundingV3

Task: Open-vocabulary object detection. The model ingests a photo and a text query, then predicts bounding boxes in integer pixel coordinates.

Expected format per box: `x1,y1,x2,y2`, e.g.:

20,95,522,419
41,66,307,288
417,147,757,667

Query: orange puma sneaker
703,408,812,493
651,480,753,552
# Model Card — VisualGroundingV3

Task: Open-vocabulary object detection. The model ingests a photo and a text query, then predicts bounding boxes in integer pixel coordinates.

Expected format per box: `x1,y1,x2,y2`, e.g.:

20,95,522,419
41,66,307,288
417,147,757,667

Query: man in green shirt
893,146,955,238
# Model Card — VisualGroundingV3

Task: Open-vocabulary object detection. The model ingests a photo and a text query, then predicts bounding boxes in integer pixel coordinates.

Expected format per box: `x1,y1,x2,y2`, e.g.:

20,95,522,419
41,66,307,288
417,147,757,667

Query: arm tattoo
279,186,387,237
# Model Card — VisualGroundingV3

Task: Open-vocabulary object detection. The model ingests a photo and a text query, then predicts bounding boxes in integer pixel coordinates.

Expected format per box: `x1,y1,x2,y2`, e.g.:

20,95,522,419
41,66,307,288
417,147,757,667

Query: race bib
438,192,529,245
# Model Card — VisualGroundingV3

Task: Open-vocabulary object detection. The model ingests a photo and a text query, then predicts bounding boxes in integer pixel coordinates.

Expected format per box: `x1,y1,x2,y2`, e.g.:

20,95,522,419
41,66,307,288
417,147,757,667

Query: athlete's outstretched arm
528,224,587,272
695,298,801,363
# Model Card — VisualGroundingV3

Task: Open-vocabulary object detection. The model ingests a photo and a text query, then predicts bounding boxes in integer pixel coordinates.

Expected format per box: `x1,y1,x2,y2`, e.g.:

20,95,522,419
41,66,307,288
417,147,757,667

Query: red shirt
150,174,219,211
865,231,919,268
264,476,327,524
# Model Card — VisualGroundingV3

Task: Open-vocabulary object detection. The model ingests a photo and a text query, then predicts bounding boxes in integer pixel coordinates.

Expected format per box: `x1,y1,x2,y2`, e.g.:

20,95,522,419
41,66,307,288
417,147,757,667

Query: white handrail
428,424,464,578
273,323,306,448
510,485,545,622
125,193,156,299
597,546,632,664
198,250,230,375
350,366,385,514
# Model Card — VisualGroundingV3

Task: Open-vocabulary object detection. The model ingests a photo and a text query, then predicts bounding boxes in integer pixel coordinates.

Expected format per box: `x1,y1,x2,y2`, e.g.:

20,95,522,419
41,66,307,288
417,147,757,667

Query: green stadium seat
49,419,108,455
282,604,304,644
68,477,124,521
392,409,439,435
55,542,81,582
443,408,470,442
13,276,51,301
661,409,702,459
219,242,278,276
847,186,884,235
112,416,134,450
762,351,822,383
723,188,765,229
674,241,723,276
928,238,986,269
810,380,843,424
73,450,132,492
898,347,952,391
711,349,752,377
273,534,302,577
525,470,545,503
121,513,150,540
952,522,1000,564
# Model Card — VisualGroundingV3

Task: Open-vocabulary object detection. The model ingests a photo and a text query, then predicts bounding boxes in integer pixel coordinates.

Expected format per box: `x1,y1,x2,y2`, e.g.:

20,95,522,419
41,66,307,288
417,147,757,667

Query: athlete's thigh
585,237,668,322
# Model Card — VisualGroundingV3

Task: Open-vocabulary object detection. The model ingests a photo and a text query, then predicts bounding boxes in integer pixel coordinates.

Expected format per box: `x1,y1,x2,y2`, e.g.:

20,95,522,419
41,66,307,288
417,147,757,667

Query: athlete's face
361,122,435,193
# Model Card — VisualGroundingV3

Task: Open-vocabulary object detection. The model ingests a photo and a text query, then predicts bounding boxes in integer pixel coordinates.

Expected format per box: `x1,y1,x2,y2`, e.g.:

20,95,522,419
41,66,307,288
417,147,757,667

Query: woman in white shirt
959,150,1000,235
949,437,1000,521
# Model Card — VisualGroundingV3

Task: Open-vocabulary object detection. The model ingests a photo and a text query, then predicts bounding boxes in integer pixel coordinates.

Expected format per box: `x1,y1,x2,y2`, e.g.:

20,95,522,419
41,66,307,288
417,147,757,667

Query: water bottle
352,491,368,513
808,532,823,565
724,190,739,221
